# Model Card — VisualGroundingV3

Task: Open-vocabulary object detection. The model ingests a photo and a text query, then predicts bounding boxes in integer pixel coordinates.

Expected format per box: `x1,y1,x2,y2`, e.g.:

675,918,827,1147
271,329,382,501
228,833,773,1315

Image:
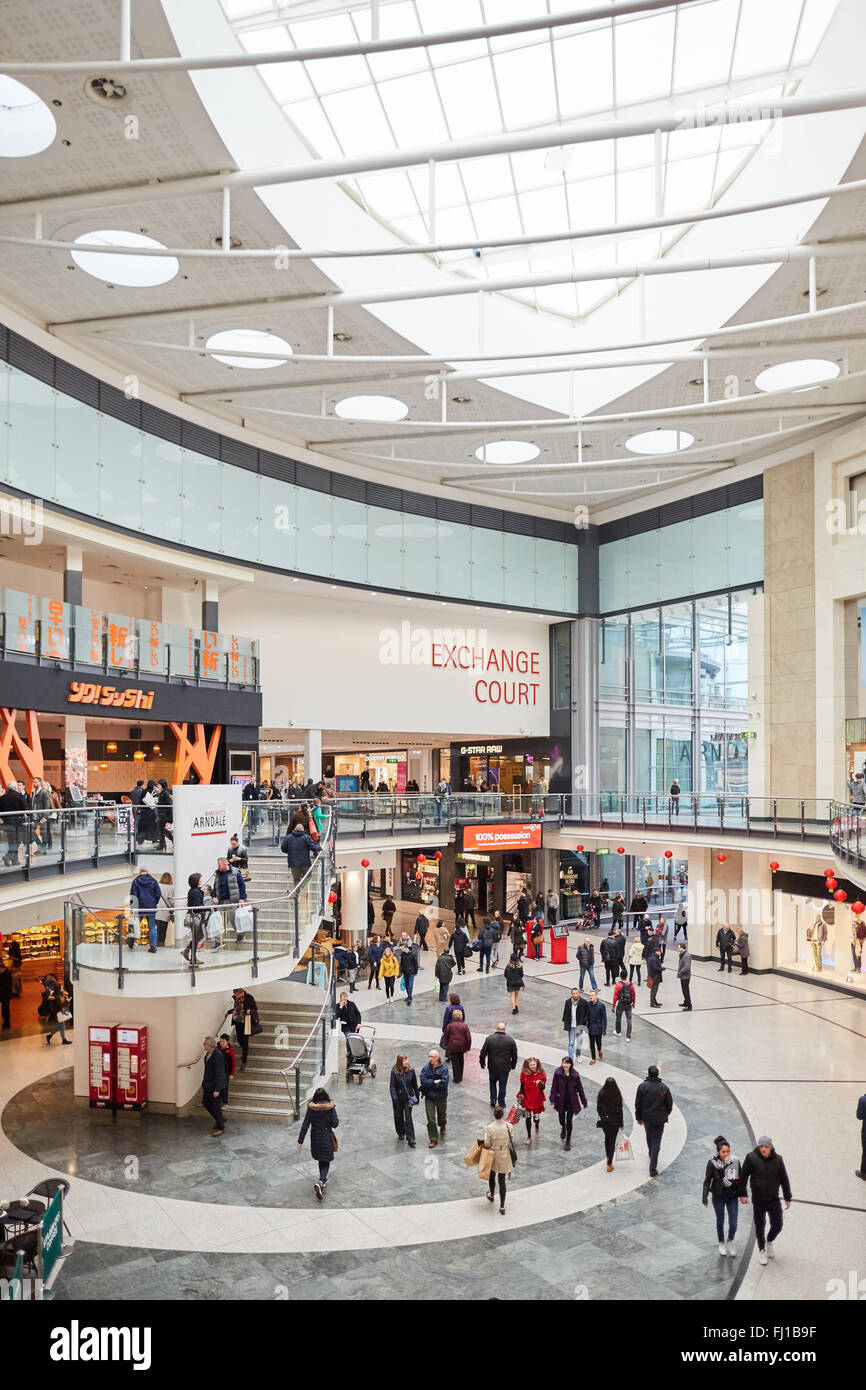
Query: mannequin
806,915,827,972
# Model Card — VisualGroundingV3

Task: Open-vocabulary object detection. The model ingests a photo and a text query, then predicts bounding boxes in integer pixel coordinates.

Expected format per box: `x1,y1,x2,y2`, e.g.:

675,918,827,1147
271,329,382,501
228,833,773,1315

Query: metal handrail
280,943,337,1121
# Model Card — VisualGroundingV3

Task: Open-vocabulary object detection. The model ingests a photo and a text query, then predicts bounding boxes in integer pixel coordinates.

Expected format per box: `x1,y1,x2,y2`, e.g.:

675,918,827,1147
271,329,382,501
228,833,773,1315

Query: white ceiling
0,0,865,518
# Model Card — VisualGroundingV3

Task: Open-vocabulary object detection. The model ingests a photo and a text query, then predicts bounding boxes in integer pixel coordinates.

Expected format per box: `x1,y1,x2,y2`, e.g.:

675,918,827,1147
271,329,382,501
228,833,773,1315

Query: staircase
226,998,327,1121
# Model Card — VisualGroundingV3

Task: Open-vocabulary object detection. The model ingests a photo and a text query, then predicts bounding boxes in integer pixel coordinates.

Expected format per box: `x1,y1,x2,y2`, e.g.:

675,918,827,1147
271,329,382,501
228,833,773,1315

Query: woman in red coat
518,1056,546,1144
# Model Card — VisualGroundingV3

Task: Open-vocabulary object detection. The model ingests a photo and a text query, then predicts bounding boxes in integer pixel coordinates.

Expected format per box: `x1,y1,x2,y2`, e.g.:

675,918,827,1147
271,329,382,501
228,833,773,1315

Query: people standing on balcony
716,925,736,973
735,928,750,975
670,779,681,815
156,780,173,850
550,1056,588,1152
504,954,524,1015
137,781,160,847
30,777,52,853
380,944,399,1000
677,942,693,1011
390,1054,419,1148
280,820,321,885
576,938,597,991
155,872,174,947
129,865,161,952
201,1036,228,1137
848,774,866,808
224,986,259,1073
242,777,260,834
298,1087,340,1200
182,873,207,966
433,777,451,826
635,1064,673,1177
613,975,636,1040
442,1008,471,1084
0,780,26,866
367,933,384,990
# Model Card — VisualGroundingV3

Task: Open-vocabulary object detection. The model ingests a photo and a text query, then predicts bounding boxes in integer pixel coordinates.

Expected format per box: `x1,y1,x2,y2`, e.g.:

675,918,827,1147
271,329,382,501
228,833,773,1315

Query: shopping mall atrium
0,0,865,1338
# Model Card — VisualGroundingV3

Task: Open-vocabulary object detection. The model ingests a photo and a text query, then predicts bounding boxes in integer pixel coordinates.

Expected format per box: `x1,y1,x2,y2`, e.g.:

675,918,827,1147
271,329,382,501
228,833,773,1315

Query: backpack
618,983,634,1008
345,950,358,968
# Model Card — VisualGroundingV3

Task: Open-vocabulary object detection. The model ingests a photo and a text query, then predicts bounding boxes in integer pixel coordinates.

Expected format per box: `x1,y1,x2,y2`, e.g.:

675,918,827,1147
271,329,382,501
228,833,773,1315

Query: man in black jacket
414,910,430,951
479,1022,518,1107
562,988,590,1061
0,782,26,865
202,1036,228,1136
634,1064,673,1176
740,1136,793,1265
716,925,736,972
335,991,362,1058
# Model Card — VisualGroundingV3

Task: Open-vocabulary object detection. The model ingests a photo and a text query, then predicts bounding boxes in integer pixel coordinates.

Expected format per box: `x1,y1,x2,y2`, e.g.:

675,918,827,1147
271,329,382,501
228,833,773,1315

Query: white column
304,729,322,783
341,867,368,949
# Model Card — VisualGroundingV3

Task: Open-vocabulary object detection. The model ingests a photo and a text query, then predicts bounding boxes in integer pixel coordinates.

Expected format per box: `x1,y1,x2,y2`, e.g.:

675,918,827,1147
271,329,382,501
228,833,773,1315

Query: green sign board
0,1251,23,1300
41,1190,63,1284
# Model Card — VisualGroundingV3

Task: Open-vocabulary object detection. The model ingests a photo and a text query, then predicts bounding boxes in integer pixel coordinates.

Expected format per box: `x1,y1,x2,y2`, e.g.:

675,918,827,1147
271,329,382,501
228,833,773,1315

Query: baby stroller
580,904,596,932
346,1024,377,1084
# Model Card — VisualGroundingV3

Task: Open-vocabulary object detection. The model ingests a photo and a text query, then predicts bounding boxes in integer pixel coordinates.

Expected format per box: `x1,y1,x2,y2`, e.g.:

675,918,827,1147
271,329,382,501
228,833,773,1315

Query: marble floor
1,924,863,1301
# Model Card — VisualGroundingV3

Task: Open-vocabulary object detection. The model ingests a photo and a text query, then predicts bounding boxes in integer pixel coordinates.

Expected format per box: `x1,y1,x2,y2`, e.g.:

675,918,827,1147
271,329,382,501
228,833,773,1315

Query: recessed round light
206,328,291,369
0,76,57,157
624,429,694,455
754,358,840,393
474,440,540,464
71,230,179,286
335,395,408,422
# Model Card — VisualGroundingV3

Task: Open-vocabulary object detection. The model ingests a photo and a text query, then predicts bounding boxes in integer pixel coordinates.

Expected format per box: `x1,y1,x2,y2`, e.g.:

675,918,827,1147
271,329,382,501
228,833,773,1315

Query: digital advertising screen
458,821,544,854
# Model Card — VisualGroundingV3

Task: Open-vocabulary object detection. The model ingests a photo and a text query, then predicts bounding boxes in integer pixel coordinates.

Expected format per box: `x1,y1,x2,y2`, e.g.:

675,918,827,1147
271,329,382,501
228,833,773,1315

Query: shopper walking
463,888,477,932
367,933,384,989
434,947,455,1002
628,889,648,933
647,943,664,1008
0,961,11,1031
297,1087,340,1200
414,910,430,951
399,935,419,1005
735,928,750,975
674,900,688,941
586,989,607,1063
634,1064,673,1176
476,918,497,974
597,1076,625,1172
626,936,644,986
669,779,681,815
182,873,207,966
856,1091,866,1180
155,872,174,947
610,925,627,980
481,1105,514,1213
504,954,524,1015
576,938,598,991
420,1048,449,1147
562,986,590,1061
676,942,693,1011
129,865,161,953
716,925,736,973
280,820,321,884
612,976,636,1040
611,892,625,932
600,932,619,986
479,1021,518,1108
518,1057,546,1144
212,856,248,942
442,1009,471,1084
335,991,361,1059
740,1136,793,1265
442,992,464,1029
380,944,399,1000
546,888,559,926
382,894,397,937
224,986,259,1071
702,1135,742,1256
449,917,471,975
43,979,72,1045
528,915,545,961
389,1053,419,1148
549,1056,588,1151
217,1034,235,1109
201,1036,228,1136
588,888,603,927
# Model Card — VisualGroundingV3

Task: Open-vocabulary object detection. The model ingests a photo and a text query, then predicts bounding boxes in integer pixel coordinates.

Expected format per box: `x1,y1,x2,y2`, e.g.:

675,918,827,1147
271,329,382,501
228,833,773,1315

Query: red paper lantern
417,854,426,864
826,878,837,892
824,868,835,877
717,852,727,863
852,901,865,915
434,851,442,860
360,859,370,869
576,844,584,852
327,890,337,904
664,850,673,859
617,846,625,855
769,861,779,872
834,889,847,902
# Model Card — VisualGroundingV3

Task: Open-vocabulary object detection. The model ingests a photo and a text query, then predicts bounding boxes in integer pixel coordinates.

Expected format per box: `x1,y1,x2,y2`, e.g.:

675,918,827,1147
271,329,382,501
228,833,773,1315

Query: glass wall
0,360,579,612
598,503,764,609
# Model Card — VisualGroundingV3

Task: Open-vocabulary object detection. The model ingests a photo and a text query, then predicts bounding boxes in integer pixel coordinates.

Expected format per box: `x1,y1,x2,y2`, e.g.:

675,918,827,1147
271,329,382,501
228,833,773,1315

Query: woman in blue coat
297,1087,340,1200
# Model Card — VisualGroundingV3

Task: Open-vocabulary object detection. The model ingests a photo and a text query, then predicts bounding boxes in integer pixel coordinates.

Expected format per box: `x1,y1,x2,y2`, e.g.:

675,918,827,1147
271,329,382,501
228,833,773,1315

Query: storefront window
401,849,440,905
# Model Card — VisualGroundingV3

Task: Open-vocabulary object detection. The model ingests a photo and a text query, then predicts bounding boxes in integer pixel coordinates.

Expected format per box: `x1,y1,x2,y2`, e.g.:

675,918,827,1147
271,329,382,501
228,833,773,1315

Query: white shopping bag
616,1129,635,1162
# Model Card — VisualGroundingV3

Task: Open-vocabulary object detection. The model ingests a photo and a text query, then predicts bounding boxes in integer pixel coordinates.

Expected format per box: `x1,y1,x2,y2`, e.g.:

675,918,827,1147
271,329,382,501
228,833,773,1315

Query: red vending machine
549,922,569,966
88,1025,115,1109
114,1025,148,1111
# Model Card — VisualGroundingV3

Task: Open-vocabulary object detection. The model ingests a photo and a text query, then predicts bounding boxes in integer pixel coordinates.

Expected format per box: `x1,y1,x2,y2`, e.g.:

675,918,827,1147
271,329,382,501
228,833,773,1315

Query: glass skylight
754,358,840,392
71,230,179,286
625,429,695,455
206,328,292,368
225,0,840,324
0,75,56,158
335,395,409,421
475,441,541,464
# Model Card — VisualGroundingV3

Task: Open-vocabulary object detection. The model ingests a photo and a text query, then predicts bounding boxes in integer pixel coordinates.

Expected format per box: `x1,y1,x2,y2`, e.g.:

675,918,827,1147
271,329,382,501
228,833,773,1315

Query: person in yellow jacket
379,944,400,1000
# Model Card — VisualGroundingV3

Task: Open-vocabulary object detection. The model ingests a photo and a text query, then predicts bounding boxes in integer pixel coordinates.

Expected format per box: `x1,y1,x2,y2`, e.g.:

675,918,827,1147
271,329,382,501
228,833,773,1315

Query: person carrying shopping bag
480,1105,515,1213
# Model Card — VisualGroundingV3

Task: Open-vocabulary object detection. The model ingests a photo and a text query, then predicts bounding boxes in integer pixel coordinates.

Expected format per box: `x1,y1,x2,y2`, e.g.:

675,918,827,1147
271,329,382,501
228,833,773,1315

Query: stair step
225,1104,295,1119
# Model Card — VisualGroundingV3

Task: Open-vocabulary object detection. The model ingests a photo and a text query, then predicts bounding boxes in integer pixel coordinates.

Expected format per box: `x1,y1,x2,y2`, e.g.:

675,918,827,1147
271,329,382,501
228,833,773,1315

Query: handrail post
800,799,806,841
60,808,67,873
294,1066,300,1122
94,806,100,867
251,903,259,978
773,798,778,836
294,892,299,957
746,795,751,835
116,910,125,990
71,905,80,982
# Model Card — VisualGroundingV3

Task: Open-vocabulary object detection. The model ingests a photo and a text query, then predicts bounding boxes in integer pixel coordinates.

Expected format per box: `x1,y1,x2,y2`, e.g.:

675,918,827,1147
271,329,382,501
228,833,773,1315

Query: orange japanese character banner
40,597,70,660
106,612,136,671
0,708,44,790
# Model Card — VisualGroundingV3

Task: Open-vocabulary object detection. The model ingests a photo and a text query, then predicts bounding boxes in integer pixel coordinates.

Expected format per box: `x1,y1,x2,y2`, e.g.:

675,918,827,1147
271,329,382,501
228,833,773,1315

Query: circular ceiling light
335,395,408,422
624,429,694,455
754,358,840,393
474,440,540,464
0,76,57,157
206,328,292,369
71,230,179,286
